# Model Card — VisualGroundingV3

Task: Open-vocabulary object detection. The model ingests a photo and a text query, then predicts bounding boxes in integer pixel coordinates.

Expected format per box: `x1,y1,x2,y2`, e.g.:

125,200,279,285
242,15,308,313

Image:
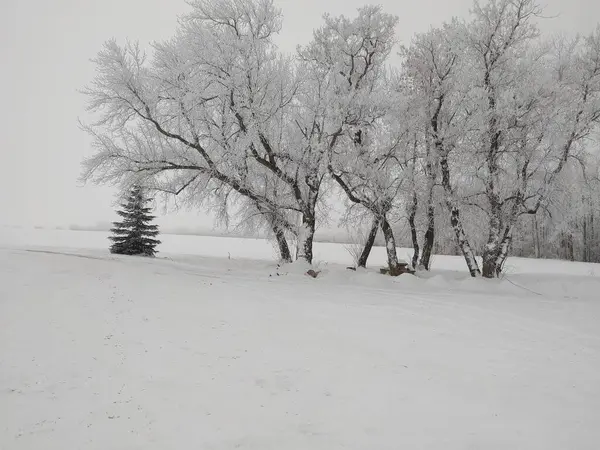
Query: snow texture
1,228,600,449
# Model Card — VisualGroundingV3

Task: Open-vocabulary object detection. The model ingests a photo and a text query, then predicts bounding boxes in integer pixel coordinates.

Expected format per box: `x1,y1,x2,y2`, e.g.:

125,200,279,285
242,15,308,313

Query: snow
1,228,600,449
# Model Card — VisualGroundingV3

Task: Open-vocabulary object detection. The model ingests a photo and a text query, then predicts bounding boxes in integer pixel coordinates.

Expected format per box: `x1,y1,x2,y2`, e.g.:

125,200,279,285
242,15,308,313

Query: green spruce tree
109,186,161,256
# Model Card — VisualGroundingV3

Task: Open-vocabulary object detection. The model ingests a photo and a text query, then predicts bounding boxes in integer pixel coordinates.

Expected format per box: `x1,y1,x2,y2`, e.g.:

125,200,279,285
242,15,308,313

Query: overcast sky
1,0,598,230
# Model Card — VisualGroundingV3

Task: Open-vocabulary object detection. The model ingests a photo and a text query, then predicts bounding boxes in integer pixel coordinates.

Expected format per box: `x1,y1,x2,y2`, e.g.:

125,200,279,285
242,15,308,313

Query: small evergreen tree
109,186,161,256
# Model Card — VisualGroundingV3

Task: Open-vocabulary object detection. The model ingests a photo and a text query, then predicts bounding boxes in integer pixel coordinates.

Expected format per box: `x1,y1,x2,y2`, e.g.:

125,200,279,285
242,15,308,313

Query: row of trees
384,151,600,264
81,0,600,277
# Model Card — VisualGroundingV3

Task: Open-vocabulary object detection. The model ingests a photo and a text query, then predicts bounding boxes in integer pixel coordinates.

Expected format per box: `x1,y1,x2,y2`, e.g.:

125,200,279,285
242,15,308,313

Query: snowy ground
1,228,600,449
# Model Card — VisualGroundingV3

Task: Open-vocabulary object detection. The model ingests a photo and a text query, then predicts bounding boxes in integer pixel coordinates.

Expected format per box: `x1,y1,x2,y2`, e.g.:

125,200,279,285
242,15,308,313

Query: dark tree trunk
483,236,505,279
380,216,402,276
494,228,513,277
357,216,381,268
482,225,512,278
408,191,420,269
449,202,481,277
542,219,547,258
420,225,435,270
297,212,316,265
419,144,436,271
480,67,504,279
296,184,319,265
591,211,597,262
439,155,481,277
533,215,541,259
482,205,505,278
583,213,588,263
567,233,575,262
481,169,503,278
419,193,435,270
482,251,499,279
273,225,292,263
257,202,293,263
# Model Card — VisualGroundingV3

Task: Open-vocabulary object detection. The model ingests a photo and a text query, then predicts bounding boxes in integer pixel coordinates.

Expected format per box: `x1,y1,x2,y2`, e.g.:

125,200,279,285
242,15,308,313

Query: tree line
81,0,600,278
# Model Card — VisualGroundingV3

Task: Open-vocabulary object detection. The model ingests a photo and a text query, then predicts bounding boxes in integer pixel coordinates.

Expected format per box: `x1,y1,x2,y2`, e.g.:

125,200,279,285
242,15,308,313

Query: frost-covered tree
403,132,438,271
311,6,404,273
81,1,397,266
109,185,161,256
285,5,399,264
401,21,480,274
330,115,411,275
81,0,301,262
459,2,600,277
403,1,600,277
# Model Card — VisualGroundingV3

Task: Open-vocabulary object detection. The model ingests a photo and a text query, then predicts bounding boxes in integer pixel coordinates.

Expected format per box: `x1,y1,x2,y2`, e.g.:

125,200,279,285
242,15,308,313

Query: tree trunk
420,224,435,270
419,144,436,271
533,214,541,259
439,155,481,277
483,209,519,278
296,184,319,265
357,216,380,268
591,211,597,262
408,191,420,269
480,69,505,279
541,218,547,258
419,192,435,270
380,216,402,275
449,203,481,277
583,216,588,263
481,176,503,278
482,238,501,278
483,246,501,278
297,212,316,265
258,203,293,263
273,225,292,263
567,232,575,262
492,225,513,278
582,203,590,263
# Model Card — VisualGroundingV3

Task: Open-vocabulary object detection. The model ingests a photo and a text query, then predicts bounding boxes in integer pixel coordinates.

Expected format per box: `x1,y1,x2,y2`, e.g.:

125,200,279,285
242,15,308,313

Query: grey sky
1,0,598,230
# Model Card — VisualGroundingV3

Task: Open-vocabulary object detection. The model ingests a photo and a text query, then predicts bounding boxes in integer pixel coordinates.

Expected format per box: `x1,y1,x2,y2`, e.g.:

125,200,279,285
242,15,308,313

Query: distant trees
509,160,600,262
82,0,600,277
109,186,161,256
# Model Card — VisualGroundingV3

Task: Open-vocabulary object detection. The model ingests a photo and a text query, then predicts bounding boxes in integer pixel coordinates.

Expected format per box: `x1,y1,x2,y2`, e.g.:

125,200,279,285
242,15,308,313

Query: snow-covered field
1,228,600,449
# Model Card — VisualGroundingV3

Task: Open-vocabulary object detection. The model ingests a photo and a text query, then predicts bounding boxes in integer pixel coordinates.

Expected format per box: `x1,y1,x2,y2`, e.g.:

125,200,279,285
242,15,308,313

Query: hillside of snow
1,228,599,449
